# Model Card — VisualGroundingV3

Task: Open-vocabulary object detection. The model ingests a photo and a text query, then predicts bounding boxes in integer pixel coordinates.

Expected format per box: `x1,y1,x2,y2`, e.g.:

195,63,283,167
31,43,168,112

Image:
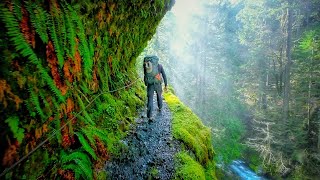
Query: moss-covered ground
164,88,217,180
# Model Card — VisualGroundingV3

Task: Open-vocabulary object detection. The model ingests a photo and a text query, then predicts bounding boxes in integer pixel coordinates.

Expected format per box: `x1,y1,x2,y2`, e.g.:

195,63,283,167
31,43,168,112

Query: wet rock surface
105,95,179,179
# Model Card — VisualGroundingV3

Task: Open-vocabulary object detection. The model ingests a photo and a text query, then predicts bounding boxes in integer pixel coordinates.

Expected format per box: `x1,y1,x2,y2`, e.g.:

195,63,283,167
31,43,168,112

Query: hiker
143,55,168,120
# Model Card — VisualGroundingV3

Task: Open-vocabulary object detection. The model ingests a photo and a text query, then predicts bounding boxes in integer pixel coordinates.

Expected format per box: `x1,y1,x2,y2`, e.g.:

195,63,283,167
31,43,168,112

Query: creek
229,160,267,180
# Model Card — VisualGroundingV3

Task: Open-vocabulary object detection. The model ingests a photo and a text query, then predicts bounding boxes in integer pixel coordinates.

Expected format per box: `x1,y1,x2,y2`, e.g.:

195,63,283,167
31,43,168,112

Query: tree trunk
283,3,292,122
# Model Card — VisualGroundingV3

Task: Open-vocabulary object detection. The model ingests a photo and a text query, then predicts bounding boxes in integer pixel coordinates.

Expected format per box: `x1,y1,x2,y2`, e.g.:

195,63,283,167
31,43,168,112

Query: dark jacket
143,64,167,86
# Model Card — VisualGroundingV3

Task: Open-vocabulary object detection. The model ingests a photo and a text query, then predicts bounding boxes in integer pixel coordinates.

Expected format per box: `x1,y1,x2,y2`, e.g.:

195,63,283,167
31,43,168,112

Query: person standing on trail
143,55,168,120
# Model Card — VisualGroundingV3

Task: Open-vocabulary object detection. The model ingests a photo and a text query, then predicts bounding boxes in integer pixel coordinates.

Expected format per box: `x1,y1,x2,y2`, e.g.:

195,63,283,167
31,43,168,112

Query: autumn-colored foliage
2,139,19,167
46,41,67,95
20,7,35,48
0,79,23,110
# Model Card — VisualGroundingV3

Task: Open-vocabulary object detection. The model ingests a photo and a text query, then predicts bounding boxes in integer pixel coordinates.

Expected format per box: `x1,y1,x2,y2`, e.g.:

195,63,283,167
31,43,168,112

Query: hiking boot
148,117,154,122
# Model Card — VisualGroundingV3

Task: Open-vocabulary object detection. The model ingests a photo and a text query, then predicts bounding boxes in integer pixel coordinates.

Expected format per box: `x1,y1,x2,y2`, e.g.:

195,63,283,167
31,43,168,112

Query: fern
81,125,109,144
68,4,92,79
5,116,25,143
61,150,93,180
48,15,64,69
62,164,82,179
29,88,46,120
1,6,64,103
54,117,62,144
25,1,49,43
62,6,76,57
88,35,94,59
12,0,22,21
25,99,37,118
75,94,95,125
75,132,97,160
40,68,65,103
1,6,41,66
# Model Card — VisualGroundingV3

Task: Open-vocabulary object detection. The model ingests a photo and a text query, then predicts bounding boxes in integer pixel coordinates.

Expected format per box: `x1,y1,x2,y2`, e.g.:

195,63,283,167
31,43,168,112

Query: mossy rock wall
0,0,173,179
164,90,217,180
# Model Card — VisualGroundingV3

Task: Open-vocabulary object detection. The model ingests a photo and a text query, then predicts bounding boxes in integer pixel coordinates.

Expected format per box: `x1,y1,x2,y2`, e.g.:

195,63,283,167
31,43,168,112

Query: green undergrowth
164,89,217,180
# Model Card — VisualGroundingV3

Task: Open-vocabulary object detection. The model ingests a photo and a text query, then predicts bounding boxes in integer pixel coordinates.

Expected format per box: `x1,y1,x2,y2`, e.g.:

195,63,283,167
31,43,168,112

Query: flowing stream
229,160,267,180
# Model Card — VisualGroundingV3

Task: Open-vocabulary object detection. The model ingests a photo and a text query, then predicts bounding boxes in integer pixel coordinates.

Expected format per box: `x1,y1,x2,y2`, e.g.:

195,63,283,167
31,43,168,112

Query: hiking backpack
144,56,161,85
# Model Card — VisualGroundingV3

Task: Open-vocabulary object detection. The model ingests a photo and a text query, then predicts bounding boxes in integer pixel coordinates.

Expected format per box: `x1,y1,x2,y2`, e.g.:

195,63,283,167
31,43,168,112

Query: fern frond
73,158,93,180
61,151,93,180
25,99,37,118
1,6,40,65
25,1,49,43
68,4,92,79
30,90,46,120
62,6,76,57
13,0,22,21
48,15,64,69
1,7,64,103
75,94,95,125
40,68,65,103
81,125,109,144
54,117,62,144
62,164,82,179
75,132,97,160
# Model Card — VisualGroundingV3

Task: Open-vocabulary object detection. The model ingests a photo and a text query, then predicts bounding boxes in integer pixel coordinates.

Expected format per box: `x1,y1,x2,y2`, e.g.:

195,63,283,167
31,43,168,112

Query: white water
230,160,267,180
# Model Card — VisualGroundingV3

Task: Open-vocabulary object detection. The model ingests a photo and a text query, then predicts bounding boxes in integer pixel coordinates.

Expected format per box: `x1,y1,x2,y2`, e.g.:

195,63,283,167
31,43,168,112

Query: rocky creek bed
105,95,180,179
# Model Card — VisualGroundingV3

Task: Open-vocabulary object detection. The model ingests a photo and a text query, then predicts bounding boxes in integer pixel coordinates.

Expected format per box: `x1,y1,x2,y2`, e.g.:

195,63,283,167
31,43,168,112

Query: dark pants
147,83,163,118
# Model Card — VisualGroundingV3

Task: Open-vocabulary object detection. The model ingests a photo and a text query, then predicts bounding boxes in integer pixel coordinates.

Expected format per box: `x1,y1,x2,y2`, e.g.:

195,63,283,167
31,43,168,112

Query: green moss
164,90,217,180
174,152,206,180
164,91,214,165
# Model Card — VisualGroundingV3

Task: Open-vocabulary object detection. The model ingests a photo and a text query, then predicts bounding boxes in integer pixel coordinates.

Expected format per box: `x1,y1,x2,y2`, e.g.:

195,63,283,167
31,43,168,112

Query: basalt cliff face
0,0,173,178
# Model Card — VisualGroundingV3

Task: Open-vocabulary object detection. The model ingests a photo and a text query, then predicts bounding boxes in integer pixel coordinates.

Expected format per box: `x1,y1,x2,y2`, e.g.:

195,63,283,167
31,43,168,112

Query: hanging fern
68,4,92,80
1,6,64,103
40,68,65,102
48,15,64,69
29,88,46,120
1,6,41,66
54,116,62,144
25,1,49,43
63,6,76,57
75,94,95,125
12,0,22,21
61,150,93,180
74,132,97,160
81,125,109,144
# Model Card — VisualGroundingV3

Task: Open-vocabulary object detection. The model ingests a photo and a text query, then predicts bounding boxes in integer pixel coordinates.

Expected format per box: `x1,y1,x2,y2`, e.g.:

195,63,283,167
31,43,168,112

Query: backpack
144,56,161,85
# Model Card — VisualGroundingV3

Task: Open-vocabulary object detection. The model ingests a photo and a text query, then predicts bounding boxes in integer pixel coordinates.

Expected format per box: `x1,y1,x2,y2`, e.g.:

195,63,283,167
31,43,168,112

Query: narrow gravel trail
105,95,179,179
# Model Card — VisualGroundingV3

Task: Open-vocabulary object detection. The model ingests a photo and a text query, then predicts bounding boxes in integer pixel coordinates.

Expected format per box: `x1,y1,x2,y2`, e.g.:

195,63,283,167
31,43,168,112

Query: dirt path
105,95,179,179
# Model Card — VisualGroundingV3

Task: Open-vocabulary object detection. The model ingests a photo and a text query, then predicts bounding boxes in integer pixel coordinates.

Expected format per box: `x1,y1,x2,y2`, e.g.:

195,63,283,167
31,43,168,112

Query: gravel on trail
105,95,179,180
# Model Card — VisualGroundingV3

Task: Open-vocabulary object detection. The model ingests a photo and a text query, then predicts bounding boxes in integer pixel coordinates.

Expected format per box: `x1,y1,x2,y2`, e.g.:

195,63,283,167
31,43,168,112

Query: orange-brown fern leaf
46,41,67,94
63,58,74,83
20,6,35,48
2,139,19,167
73,50,82,81
0,79,23,110
66,98,74,114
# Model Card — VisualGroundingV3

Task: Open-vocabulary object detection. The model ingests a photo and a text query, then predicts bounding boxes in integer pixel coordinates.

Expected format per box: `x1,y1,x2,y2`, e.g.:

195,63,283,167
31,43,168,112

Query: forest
1,0,320,179
143,0,320,179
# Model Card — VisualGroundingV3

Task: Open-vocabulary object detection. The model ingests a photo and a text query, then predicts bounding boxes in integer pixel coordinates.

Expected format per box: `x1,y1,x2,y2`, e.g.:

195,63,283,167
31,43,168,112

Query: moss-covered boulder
0,0,173,179
164,90,217,180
